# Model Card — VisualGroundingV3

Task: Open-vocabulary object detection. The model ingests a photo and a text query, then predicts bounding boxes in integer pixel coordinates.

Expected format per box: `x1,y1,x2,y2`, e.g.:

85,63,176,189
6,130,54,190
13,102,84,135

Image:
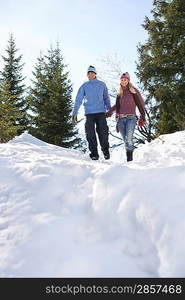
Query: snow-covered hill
0,131,185,277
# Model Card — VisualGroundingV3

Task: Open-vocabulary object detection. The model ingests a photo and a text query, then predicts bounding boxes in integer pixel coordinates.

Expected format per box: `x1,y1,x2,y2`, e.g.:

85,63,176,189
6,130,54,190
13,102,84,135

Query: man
72,66,111,160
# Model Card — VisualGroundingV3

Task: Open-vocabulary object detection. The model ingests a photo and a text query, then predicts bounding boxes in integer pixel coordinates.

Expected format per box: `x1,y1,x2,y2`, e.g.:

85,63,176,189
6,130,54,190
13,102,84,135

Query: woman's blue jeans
117,115,137,151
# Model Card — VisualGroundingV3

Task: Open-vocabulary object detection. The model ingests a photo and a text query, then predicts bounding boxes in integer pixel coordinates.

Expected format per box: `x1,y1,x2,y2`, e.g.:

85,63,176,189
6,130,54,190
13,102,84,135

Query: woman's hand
106,110,113,118
106,106,116,118
138,116,145,126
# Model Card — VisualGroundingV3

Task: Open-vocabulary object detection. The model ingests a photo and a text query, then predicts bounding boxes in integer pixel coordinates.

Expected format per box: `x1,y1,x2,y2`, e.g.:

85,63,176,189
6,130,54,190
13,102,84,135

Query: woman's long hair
118,82,136,97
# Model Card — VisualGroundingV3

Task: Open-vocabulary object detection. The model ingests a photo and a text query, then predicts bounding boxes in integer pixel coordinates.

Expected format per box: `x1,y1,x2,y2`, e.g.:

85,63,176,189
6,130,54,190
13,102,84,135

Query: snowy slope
0,131,185,277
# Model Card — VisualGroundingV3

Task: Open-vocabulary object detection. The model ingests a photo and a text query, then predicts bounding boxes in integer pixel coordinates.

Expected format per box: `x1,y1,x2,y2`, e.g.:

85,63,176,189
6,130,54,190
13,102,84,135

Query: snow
0,131,185,277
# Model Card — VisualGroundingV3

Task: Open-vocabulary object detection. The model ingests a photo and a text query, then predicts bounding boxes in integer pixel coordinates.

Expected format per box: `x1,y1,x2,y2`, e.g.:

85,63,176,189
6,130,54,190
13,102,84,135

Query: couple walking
71,66,145,162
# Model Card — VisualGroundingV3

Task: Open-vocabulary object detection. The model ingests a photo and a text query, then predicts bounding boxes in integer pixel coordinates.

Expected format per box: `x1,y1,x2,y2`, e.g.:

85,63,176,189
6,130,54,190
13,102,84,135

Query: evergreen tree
0,33,28,134
136,0,185,135
28,45,81,148
0,82,22,142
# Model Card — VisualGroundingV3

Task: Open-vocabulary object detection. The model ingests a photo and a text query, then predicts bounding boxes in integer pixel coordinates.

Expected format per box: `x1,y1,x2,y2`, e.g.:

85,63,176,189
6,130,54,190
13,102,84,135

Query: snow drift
0,131,185,277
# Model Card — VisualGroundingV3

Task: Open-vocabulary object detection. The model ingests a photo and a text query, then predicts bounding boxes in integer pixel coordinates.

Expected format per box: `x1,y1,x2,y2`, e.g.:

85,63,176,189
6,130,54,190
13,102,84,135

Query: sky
0,0,153,97
0,130,185,277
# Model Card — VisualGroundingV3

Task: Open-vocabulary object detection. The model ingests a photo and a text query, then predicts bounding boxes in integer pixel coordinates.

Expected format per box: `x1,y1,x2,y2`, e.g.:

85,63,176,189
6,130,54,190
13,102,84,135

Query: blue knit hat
87,65,97,74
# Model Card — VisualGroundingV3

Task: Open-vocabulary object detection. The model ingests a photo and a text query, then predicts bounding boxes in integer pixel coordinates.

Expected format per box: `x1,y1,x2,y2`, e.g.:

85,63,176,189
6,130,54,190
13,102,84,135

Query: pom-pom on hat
120,72,130,81
87,65,97,74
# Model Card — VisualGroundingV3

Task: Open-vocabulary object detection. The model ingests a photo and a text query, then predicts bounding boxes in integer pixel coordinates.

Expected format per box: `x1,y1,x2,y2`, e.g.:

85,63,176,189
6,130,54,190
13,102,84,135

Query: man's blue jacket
72,79,111,115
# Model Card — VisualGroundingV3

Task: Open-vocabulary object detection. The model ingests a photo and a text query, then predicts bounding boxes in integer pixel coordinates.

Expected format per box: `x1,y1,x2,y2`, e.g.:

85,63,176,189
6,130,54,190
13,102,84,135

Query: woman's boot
126,150,133,162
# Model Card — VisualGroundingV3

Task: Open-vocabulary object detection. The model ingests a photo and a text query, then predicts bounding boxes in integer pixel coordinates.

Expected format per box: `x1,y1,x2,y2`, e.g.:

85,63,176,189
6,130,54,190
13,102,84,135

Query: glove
105,110,113,118
106,106,116,118
71,115,78,124
138,116,145,126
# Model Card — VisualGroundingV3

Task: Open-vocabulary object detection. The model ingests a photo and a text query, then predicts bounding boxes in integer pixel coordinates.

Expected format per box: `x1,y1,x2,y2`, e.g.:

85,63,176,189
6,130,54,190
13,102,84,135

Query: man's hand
105,106,116,118
105,110,113,118
71,115,78,124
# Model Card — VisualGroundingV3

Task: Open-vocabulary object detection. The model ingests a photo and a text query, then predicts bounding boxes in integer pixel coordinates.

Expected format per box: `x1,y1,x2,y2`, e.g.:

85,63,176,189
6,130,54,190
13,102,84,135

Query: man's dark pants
85,112,109,157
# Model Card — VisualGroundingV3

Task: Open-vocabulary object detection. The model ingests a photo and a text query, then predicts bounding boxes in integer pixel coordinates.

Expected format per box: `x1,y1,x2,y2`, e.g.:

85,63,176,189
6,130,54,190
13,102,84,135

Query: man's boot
103,149,110,160
89,153,99,160
126,150,133,162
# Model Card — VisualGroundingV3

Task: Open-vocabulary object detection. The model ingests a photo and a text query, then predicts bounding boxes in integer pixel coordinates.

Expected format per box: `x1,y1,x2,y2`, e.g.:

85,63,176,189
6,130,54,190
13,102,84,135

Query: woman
106,72,145,162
